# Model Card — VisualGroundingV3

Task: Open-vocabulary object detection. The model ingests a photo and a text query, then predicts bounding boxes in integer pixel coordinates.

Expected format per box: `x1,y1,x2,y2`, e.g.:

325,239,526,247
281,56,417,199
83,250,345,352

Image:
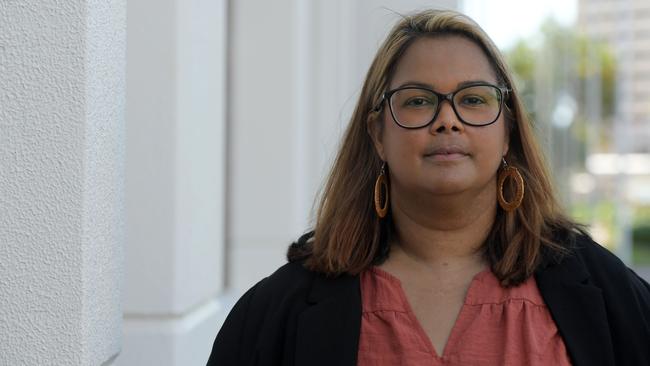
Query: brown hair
288,9,578,287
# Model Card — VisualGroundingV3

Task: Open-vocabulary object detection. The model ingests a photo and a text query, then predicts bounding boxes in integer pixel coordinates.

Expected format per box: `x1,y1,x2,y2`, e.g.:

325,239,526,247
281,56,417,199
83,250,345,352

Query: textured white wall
83,1,126,364
0,1,125,365
120,0,227,364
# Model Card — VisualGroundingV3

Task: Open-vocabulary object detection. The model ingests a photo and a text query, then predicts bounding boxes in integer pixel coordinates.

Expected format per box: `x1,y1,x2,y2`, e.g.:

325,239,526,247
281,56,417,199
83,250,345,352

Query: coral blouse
357,266,573,365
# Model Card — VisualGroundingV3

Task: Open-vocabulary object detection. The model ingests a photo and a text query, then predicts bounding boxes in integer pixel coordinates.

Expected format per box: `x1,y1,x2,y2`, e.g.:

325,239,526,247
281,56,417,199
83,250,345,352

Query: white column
229,0,300,291
120,0,227,364
229,0,362,293
228,0,459,293
0,1,125,365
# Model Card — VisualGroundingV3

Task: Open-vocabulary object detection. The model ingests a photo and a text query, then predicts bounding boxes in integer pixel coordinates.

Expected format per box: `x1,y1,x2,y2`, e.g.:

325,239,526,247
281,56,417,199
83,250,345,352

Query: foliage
633,206,650,249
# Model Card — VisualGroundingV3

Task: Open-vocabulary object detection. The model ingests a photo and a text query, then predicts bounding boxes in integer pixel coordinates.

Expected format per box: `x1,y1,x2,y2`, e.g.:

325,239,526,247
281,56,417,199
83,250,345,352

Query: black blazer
207,233,650,366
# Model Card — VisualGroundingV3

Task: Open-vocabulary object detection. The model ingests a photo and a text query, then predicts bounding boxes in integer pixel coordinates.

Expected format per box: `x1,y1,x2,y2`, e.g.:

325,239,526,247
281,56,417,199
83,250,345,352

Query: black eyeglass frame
372,83,511,129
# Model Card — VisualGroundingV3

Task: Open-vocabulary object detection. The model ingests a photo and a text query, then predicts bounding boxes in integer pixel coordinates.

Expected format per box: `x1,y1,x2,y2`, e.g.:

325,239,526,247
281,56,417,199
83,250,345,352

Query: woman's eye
461,96,486,105
405,98,431,107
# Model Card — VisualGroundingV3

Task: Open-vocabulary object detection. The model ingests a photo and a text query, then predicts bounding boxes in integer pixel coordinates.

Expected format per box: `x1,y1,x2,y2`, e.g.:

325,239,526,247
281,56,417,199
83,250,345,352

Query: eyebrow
394,79,496,90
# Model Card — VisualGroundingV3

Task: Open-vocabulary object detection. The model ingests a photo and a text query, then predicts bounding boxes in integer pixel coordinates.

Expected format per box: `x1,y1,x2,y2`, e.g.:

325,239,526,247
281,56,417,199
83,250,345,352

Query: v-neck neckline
369,265,491,359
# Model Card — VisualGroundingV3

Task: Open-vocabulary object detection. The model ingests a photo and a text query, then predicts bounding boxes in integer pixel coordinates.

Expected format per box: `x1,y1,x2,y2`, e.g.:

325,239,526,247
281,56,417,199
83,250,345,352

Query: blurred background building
579,0,650,151
573,0,650,263
1,0,648,365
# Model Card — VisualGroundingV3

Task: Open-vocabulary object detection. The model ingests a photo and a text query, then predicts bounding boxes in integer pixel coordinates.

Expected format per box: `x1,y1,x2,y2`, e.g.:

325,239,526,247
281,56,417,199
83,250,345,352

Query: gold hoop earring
374,162,389,218
497,158,524,212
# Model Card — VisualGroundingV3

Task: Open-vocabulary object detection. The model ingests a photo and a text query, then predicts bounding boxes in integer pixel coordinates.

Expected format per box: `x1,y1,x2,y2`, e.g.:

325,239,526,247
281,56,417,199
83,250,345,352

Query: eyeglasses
373,83,510,128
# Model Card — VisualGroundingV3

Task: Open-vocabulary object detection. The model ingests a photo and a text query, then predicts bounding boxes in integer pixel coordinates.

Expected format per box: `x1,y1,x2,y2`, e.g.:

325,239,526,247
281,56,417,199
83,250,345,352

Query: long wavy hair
288,9,579,287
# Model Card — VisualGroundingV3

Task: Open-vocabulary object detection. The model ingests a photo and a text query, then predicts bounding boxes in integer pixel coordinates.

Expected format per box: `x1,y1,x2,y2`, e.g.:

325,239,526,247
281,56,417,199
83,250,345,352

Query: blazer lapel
294,273,361,366
535,252,615,366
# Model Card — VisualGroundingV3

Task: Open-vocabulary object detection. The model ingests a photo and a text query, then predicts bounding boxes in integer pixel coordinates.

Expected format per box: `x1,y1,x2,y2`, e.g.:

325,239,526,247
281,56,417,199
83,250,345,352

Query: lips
424,145,470,157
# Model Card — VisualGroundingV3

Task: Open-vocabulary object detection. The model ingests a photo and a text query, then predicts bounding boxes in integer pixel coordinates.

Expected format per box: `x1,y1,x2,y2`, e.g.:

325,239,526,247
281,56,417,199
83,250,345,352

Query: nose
429,99,464,134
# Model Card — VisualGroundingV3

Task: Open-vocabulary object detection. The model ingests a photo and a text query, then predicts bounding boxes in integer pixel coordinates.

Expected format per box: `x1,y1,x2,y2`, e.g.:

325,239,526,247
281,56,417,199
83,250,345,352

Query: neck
388,182,497,272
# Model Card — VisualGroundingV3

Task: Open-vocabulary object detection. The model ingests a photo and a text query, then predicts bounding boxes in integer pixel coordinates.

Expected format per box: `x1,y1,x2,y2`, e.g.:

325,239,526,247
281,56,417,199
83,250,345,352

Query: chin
428,185,468,196
425,171,472,189
421,179,471,195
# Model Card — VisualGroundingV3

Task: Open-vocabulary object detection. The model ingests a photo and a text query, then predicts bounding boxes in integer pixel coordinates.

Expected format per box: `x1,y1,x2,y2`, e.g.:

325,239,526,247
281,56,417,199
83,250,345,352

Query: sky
462,0,578,49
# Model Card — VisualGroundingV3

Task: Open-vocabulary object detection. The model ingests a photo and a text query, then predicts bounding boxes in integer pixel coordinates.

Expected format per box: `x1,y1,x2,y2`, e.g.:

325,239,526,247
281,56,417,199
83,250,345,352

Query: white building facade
0,1,458,365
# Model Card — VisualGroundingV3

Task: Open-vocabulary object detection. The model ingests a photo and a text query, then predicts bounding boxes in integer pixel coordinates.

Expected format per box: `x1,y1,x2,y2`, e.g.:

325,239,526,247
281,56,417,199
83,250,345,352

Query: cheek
492,130,507,153
485,119,508,148
469,123,507,161
382,125,426,160
380,116,404,155
501,118,511,154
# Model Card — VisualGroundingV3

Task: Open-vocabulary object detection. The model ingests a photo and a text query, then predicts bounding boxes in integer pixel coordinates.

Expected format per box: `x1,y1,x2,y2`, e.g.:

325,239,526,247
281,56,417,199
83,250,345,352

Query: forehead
390,35,498,90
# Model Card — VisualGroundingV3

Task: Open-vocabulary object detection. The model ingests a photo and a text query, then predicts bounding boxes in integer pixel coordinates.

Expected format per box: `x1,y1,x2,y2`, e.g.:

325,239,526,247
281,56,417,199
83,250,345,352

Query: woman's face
370,35,509,199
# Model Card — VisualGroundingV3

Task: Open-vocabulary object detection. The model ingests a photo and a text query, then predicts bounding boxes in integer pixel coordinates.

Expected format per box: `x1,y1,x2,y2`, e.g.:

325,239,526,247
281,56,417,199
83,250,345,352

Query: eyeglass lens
389,85,502,127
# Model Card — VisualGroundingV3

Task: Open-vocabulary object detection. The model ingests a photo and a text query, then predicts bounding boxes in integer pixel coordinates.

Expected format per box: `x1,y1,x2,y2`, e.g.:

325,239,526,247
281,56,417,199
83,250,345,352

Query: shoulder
207,261,322,365
227,260,318,323
570,232,627,275
549,228,630,274
537,230,650,364
556,230,650,306
572,232,621,264
250,260,317,305
572,232,649,289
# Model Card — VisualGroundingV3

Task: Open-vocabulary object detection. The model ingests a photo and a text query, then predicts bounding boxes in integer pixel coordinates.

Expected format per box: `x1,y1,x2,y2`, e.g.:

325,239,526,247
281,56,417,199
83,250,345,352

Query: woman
207,10,650,366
